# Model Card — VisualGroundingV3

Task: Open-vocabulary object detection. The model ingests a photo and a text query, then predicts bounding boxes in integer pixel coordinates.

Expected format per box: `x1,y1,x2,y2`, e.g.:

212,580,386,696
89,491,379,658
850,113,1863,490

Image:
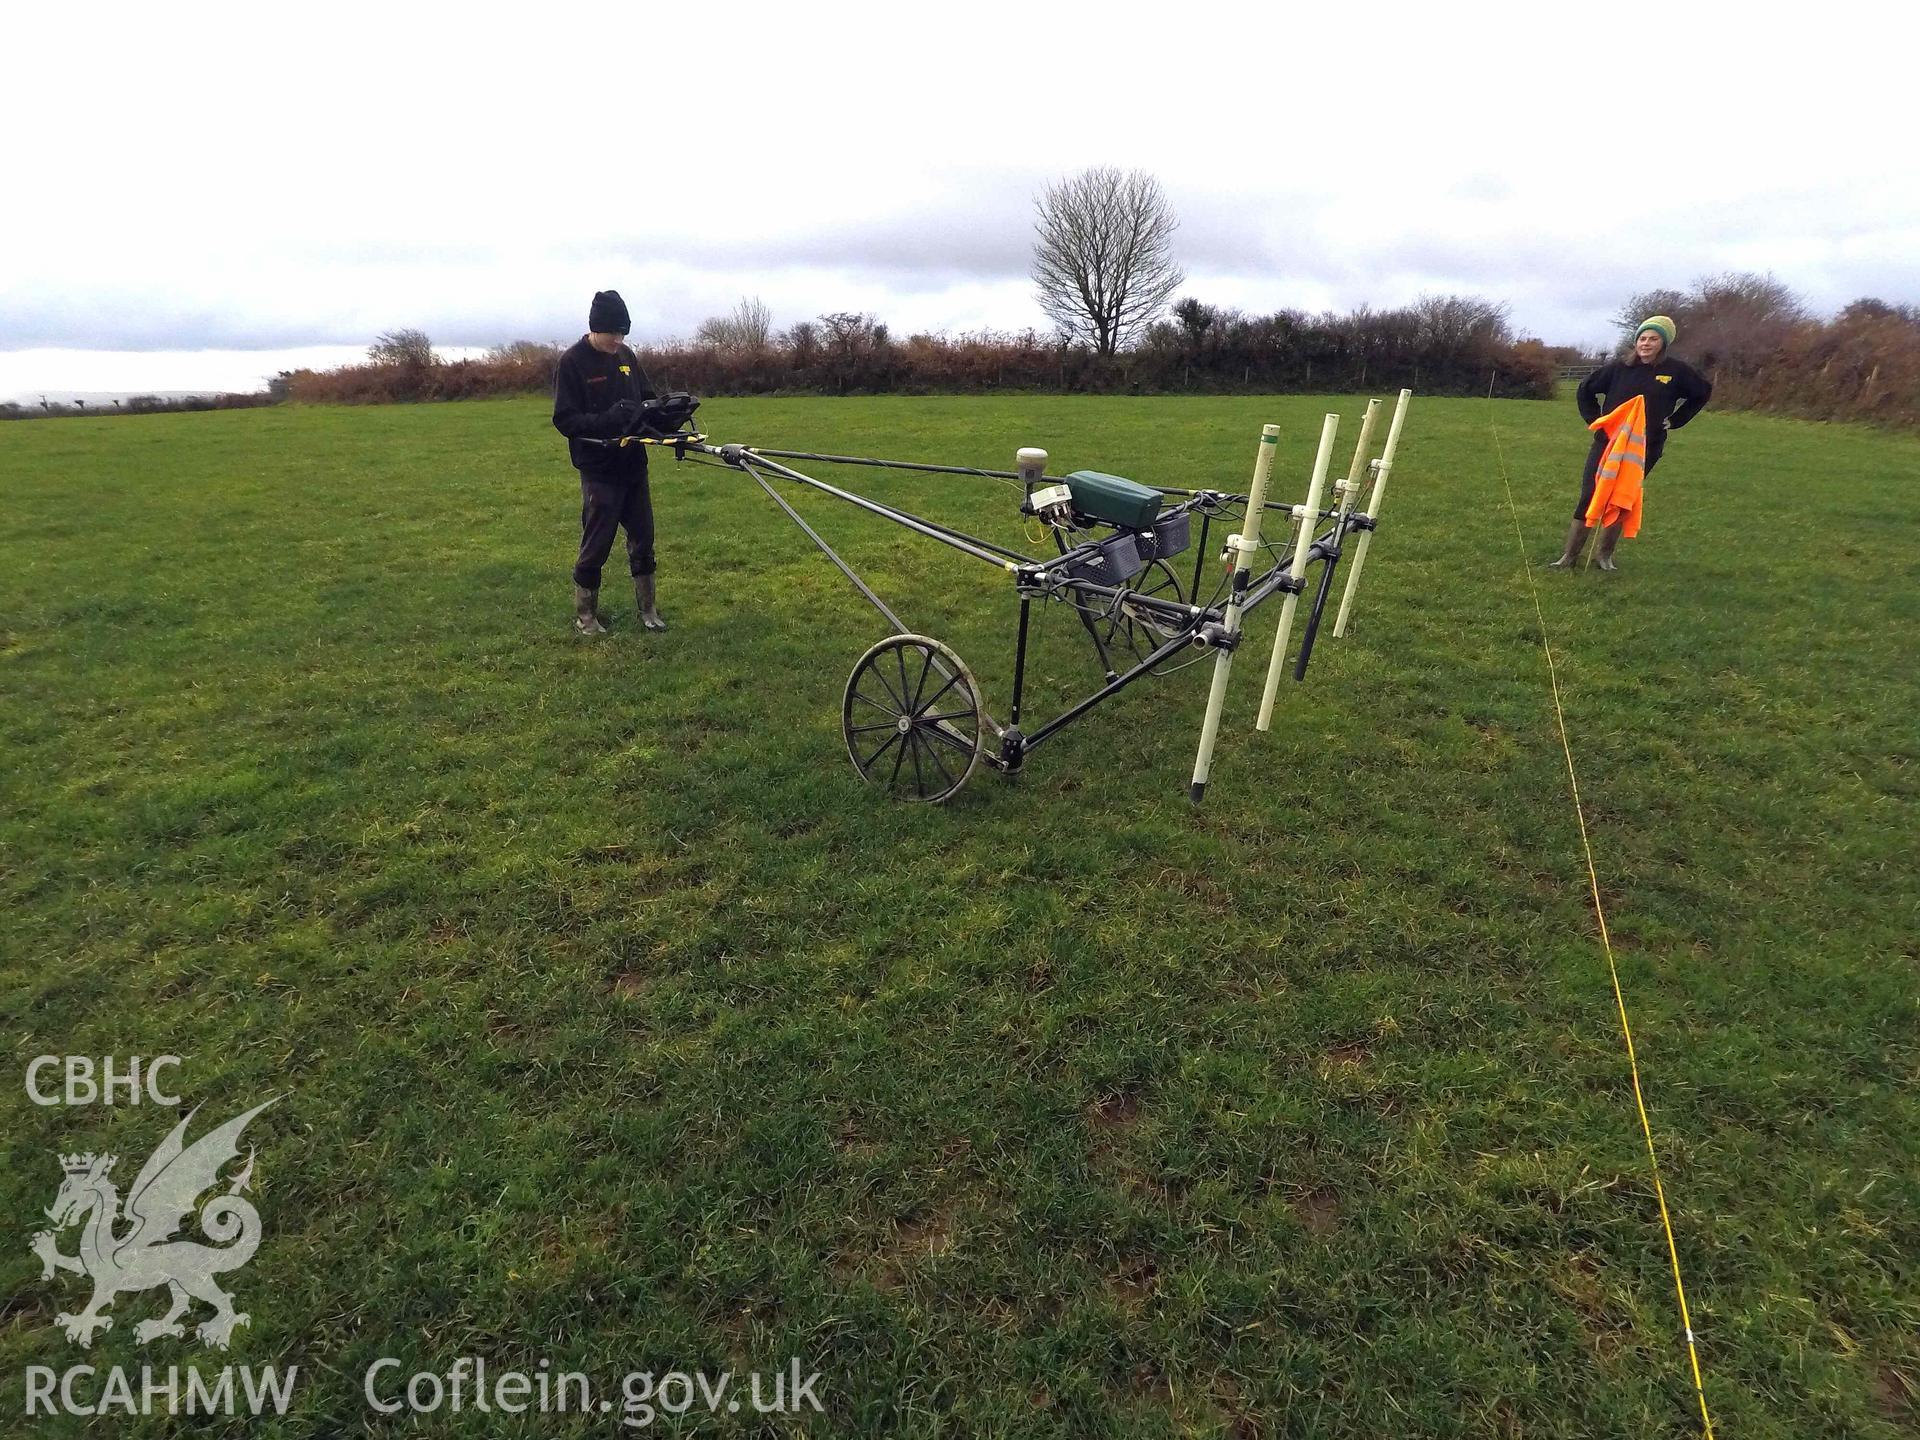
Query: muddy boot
635,573,667,632
1545,519,1591,569
574,584,607,635
1593,521,1624,572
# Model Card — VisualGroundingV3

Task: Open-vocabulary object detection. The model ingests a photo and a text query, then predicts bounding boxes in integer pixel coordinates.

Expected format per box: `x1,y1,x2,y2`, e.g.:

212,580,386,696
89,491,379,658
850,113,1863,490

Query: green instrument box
1065,470,1162,530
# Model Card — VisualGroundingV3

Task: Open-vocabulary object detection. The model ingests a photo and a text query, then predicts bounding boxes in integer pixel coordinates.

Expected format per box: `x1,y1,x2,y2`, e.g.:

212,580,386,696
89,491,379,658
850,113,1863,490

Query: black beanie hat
589,290,630,334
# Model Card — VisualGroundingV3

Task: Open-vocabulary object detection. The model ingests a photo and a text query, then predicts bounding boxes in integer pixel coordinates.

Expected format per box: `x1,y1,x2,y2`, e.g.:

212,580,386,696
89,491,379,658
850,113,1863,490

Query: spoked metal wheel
842,634,985,803
1097,559,1188,673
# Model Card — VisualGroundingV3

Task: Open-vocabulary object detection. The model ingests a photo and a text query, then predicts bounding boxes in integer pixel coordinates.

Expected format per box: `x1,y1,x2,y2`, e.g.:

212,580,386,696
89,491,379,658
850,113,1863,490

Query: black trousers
573,473,655,588
1574,432,1661,521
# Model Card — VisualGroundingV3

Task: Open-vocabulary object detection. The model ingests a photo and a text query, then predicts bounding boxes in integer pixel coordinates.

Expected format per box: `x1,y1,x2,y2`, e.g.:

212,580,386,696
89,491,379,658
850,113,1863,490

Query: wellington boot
636,574,667,632
1545,519,1591,569
1593,521,1624,572
574,584,607,636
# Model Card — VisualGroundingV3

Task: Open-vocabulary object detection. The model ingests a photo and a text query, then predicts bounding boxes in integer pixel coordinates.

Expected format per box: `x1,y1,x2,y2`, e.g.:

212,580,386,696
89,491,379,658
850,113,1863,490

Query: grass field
2,392,1915,1437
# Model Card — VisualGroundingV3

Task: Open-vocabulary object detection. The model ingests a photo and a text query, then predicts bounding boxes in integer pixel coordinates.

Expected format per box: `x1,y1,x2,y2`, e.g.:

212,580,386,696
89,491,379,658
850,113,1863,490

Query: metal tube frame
732,451,1030,569
696,437,1324,789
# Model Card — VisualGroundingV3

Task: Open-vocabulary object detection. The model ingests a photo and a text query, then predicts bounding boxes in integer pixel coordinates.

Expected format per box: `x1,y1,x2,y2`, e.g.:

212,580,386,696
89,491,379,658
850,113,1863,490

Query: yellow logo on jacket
618,365,631,375
1656,374,1671,384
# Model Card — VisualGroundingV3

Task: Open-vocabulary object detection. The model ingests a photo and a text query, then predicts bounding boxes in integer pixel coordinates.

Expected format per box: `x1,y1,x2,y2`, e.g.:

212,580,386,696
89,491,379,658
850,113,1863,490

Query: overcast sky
3,0,1914,397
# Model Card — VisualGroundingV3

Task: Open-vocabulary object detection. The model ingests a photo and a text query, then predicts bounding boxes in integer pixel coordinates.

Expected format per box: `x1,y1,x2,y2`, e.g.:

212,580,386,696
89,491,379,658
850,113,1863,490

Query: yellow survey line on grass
1487,412,1716,1439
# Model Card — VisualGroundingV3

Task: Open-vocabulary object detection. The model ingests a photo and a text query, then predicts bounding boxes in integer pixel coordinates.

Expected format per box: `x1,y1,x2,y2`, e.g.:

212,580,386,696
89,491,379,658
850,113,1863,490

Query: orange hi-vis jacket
1586,395,1648,537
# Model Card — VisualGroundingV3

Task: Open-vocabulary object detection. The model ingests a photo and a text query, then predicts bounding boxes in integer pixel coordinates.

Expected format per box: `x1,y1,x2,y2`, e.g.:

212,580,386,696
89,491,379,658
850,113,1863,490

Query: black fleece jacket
552,336,658,480
1576,355,1712,444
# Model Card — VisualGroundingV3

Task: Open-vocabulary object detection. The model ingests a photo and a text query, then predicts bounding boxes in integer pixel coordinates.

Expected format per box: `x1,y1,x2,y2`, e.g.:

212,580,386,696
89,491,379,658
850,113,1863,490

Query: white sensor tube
1190,424,1284,804
1255,412,1341,731
1332,389,1411,639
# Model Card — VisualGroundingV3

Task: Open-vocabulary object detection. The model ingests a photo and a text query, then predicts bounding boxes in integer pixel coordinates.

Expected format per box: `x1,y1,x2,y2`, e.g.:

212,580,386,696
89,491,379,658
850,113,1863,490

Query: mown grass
1,392,1915,1438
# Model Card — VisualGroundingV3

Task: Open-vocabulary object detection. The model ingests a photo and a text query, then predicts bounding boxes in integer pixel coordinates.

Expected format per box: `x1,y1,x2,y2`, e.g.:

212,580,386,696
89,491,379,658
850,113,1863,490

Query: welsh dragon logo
29,1098,277,1349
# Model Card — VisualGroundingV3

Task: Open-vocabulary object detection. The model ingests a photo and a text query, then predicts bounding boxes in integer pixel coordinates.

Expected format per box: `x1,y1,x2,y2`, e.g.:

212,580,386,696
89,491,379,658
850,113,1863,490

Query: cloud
2,0,1913,376
597,214,1032,282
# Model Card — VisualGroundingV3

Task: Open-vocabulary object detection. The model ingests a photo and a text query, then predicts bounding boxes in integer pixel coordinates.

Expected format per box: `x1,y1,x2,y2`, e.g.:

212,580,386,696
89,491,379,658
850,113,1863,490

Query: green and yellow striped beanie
1636,315,1677,347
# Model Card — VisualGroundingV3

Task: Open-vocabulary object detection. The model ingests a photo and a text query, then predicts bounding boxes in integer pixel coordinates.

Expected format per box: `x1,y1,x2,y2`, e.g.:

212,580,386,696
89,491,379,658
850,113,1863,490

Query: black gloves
602,398,640,436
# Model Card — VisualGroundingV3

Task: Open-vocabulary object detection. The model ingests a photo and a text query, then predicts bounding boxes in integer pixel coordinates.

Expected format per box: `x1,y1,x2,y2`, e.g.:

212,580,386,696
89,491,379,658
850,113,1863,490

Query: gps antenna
1016,447,1049,502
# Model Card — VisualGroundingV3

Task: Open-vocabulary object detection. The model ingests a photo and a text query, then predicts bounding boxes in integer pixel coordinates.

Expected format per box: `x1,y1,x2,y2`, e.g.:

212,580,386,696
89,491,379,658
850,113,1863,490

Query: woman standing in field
1549,315,1712,571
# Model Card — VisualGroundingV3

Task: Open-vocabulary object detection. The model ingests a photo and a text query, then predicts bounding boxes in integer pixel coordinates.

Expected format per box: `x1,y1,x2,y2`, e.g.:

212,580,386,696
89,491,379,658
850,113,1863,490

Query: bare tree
368,329,436,367
1839,297,1897,323
783,319,820,365
817,311,889,357
1684,271,1806,365
487,339,561,366
1171,297,1218,349
1032,167,1185,356
812,312,892,394
695,296,774,352
1412,294,1512,360
1612,288,1691,342
1613,272,1806,367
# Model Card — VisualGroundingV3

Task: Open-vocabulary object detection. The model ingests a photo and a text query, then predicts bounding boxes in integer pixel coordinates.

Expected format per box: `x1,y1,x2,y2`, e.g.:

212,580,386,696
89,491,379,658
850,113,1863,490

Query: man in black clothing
1549,315,1713,571
552,289,667,634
